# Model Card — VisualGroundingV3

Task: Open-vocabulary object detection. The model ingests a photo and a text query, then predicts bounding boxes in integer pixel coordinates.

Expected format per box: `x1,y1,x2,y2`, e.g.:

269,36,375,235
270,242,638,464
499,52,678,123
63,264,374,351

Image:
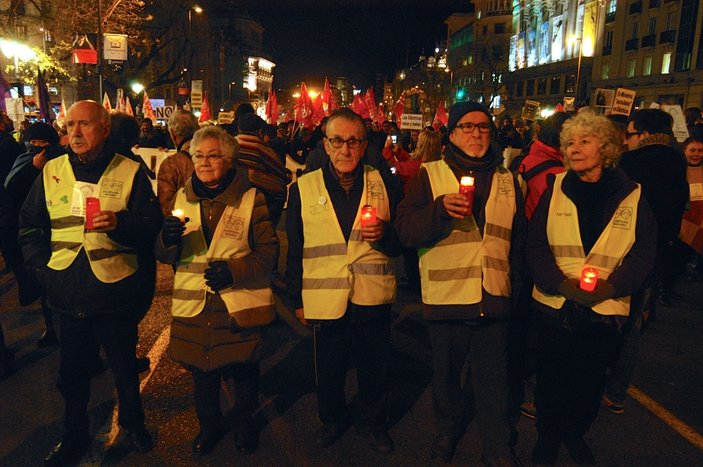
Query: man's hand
295,307,309,327
32,149,47,169
442,193,470,219
360,219,384,243
204,261,234,291
90,210,118,232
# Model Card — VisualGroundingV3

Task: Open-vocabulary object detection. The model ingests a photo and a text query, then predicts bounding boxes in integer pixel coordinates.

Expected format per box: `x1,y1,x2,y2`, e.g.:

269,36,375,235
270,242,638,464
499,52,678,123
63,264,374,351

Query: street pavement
1,231,702,466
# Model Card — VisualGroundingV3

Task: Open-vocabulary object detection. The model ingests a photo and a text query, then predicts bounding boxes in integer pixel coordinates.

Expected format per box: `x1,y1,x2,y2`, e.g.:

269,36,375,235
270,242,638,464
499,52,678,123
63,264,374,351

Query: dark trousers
314,309,391,431
192,363,260,431
535,314,619,439
58,312,144,437
427,319,512,460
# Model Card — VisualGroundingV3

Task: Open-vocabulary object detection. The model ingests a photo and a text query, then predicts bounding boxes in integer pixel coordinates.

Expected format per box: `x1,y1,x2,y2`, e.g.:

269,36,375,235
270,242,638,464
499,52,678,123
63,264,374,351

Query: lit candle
579,267,598,292
459,176,475,215
171,208,186,223
360,205,377,228
85,197,100,230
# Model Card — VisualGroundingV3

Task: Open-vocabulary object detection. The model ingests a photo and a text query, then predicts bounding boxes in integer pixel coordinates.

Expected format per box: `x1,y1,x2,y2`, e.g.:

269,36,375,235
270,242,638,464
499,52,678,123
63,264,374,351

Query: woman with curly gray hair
525,112,657,465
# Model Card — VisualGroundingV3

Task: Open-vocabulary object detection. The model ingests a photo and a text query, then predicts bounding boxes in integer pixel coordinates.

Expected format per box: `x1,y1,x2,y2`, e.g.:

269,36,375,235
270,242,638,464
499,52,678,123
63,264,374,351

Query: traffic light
456,87,465,100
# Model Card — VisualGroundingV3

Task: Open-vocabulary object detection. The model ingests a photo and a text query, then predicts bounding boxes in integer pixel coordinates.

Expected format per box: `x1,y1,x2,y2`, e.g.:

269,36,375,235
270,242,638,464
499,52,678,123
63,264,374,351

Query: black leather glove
588,279,616,304
558,278,582,302
204,261,234,291
161,216,187,246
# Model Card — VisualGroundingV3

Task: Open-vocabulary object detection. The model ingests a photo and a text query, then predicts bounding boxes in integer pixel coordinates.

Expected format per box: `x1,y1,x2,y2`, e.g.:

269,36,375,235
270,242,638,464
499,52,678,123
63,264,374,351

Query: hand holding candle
360,205,383,242
459,176,475,215
579,267,598,292
171,208,186,223
85,197,100,230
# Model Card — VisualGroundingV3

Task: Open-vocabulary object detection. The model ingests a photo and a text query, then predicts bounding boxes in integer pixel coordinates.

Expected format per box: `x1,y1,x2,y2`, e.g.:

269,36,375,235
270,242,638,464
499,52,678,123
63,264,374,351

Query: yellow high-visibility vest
298,166,396,320
43,154,139,283
171,187,274,319
532,172,641,316
419,160,516,305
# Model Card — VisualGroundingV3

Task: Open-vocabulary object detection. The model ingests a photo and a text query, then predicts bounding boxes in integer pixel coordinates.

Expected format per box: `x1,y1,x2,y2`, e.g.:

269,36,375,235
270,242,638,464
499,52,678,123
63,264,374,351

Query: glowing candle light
360,205,377,228
459,176,475,215
580,267,598,292
171,208,186,222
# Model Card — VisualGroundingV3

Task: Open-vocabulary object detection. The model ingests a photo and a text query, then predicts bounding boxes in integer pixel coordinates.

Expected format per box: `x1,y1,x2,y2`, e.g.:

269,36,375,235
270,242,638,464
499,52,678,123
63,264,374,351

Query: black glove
161,216,187,246
588,279,616,304
558,278,582,302
204,261,234,291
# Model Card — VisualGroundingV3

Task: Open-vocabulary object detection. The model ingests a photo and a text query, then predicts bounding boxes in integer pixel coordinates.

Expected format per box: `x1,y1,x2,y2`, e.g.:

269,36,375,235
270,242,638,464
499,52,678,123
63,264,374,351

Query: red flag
265,89,279,125
115,89,125,112
103,92,113,112
432,100,448,130
554,103,566,113
312,93,325,126
295,82,314,129
199,92,211,122
376,104,386,129
143,91,156,122
393,92,405,121
352,94,369,118
364,87,377,121
322,78,333,116
125,96,134,117
56,97,67,128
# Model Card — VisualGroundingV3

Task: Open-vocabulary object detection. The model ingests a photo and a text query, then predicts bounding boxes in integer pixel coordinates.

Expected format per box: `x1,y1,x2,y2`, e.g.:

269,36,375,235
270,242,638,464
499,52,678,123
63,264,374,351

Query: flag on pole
143,91,156,122
125,96,134,116
199,92,211,122
312,93,325,126
0,68,12,112
116,89,126,112
265,89,278,125
432,100,448,130
364,87,377,121
36,68,54,122
56,96,67,128
102,92,112,112
376,103,386,129
392,92,405,120
351,94,369,118
295,82,314,129
322,78,332,116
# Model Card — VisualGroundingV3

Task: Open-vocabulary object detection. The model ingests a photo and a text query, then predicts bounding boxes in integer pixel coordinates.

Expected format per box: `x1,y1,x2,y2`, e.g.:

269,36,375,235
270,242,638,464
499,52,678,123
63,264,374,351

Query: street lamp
568,35,583,105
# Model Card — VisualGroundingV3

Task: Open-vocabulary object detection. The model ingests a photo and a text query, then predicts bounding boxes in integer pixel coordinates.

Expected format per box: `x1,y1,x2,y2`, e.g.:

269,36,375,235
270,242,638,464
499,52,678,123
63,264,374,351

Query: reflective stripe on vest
419,160,515,305
680,165,703,254
43,154,139,283
171,187,274,318
532,172,640,316
299,166,396,320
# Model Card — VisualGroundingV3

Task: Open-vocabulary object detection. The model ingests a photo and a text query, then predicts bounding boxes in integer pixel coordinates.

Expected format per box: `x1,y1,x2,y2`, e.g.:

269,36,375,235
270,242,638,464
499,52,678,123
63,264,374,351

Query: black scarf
443,142,502,174
191,168,236,199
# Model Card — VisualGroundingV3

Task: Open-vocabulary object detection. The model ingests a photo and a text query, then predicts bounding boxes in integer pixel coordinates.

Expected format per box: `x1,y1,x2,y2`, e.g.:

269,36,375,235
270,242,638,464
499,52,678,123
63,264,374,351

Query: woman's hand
442,193,470,219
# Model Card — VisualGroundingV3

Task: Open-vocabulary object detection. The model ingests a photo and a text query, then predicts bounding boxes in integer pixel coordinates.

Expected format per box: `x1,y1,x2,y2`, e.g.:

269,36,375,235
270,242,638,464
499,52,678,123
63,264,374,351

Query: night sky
232,0,472,91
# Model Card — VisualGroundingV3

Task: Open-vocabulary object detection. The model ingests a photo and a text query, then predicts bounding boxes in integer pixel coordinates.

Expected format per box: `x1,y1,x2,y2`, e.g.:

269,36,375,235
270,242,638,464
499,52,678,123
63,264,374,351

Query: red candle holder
85,197,100,230
579,267,598,292
459,176,475,215
360,205,377,228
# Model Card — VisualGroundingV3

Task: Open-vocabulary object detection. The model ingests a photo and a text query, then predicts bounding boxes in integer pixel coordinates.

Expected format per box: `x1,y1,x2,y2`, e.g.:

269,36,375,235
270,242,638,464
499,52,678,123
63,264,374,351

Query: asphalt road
1,231,702,466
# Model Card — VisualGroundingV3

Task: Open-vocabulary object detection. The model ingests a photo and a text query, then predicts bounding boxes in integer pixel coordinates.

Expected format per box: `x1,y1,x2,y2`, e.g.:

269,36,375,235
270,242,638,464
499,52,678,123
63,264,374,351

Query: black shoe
355,429,394,454
430,435,459,463
315,421,346,448
531,434,560,465
37,329,59,347
126,427,153,453
44,436,91,466
563,436,595,465
234,422,258,454
192,427,227,455
136,356,150,374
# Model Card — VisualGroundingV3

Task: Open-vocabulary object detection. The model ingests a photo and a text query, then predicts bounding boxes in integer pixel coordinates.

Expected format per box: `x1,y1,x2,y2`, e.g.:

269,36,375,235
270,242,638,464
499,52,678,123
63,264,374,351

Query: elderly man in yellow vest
19,100,162,466
286,108,403,453
395,102,526,465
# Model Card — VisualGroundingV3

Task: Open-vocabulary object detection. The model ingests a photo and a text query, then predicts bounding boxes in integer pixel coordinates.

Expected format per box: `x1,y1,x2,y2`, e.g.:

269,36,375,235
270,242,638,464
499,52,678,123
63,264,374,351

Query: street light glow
193,5,203,13
131,82,144,94
0,39,36,61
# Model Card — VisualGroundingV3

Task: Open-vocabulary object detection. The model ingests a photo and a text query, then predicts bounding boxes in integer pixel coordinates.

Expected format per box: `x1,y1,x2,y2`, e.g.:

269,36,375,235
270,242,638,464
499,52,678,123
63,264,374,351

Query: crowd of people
0,96,700,467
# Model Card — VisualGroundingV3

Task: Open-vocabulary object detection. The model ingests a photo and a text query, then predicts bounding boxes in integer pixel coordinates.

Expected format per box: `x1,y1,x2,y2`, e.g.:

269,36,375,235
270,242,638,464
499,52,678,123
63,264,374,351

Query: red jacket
381,146,420,193
519,140,565,220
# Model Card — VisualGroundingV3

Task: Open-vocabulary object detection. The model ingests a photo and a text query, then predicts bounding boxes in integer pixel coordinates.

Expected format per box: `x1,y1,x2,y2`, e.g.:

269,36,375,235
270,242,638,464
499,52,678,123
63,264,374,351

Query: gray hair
168,109,199,139
191,125,239,165
560,112,623,169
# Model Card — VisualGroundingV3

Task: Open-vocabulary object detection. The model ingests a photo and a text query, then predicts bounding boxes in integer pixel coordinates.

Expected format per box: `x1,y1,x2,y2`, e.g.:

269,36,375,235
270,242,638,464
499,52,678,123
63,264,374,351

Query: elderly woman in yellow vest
155,125,278,456
526,112,656,465
679,135,703,275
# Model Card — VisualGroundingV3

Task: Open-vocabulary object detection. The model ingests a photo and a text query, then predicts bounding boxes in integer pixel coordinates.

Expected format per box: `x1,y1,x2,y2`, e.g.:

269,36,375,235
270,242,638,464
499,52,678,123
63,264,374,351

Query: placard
400,113,423,130
610,88,636,116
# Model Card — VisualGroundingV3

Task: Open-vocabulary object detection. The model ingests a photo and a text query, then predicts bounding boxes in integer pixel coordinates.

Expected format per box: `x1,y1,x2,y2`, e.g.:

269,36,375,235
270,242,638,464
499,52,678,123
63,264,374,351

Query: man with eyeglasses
601,108,688,416
395,102,525,465
286,108,403,453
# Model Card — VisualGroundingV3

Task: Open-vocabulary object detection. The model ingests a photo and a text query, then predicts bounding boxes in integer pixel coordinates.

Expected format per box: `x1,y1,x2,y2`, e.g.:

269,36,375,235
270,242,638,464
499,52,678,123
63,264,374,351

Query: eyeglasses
193,154,225,164
455,122,492,134
326,137,365,149
625,131,642,139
